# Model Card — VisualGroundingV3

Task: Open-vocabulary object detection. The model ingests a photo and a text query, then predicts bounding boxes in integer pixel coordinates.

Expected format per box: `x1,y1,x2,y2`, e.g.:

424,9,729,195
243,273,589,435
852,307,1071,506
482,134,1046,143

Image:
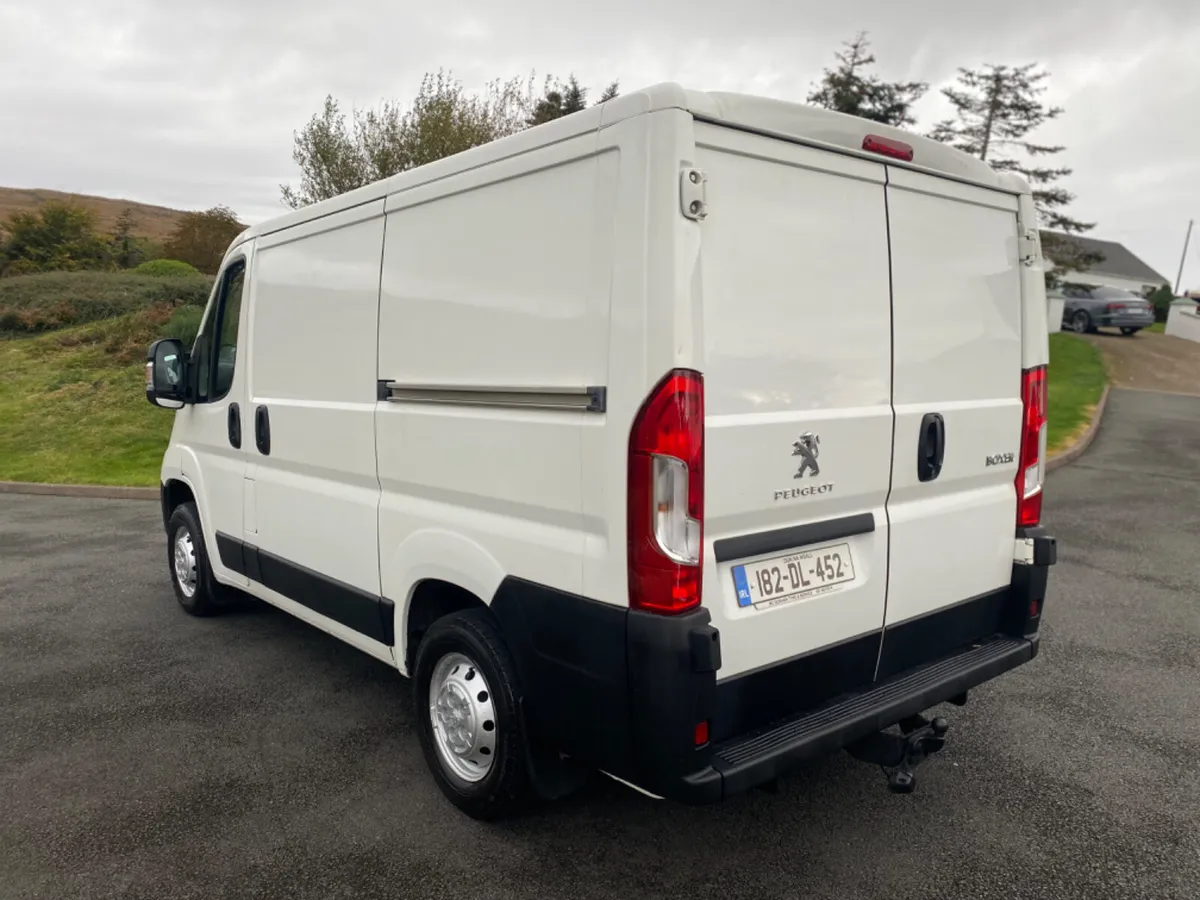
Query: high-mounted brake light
627,369,704,614
862,134,915,162
1016,366,1048,527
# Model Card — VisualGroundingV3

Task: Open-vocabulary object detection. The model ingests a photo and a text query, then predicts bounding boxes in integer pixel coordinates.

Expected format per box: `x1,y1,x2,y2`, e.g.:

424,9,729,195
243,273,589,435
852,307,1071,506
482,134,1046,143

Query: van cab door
178,252,252,587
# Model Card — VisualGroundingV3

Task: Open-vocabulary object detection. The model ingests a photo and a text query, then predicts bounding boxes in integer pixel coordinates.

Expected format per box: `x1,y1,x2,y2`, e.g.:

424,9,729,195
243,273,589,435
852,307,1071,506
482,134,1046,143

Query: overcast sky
1,0,1197,288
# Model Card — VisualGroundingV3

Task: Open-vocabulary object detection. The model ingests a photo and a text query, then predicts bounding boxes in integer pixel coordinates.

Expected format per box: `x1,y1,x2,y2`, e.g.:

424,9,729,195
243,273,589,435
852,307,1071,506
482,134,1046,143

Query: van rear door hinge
1019,228,1039,267
680,168,708,221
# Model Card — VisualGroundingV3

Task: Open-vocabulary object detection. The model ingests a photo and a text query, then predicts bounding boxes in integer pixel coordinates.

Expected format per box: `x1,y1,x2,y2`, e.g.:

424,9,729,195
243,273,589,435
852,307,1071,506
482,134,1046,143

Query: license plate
733,543,856,610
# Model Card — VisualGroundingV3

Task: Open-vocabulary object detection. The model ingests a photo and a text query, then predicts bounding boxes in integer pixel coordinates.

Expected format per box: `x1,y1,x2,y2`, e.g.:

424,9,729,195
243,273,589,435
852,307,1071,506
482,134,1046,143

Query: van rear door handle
917,412,945,482
227,403,241,449
254,405,271,456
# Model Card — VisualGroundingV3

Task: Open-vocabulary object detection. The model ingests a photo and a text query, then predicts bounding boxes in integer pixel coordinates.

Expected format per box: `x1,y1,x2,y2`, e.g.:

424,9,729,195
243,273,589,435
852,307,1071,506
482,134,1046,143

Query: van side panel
247,203,386,604
881,170,1022,636
376,136,613,667
581,109,699,610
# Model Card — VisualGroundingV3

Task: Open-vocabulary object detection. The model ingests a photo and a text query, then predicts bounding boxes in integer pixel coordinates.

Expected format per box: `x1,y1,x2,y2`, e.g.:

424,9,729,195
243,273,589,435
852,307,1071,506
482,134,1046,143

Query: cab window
193,260,246,402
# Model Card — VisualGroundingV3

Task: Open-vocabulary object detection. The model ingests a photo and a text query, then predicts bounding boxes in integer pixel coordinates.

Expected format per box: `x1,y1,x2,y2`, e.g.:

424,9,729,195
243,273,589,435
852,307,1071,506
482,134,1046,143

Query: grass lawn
0,315,1110,487
1146,321,1165,334
0,313,174,485
1047,332,1107,453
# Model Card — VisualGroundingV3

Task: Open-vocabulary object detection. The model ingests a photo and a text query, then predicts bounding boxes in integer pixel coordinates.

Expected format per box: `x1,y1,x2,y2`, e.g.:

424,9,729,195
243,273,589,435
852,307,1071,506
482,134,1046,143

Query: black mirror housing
145,339,188,409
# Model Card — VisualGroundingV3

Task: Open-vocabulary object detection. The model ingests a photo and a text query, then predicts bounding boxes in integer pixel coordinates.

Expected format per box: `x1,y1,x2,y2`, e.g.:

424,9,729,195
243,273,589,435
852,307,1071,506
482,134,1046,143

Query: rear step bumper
674,634,1037,803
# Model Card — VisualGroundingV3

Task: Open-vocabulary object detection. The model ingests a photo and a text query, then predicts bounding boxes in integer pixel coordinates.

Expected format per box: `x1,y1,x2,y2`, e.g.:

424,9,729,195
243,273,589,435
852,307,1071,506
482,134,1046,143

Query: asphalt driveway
2,388,1198,900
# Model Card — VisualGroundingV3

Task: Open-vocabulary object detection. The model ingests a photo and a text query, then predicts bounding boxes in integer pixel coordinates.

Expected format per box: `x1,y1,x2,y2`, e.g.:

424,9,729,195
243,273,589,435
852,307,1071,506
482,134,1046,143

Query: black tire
413,609,533,820
1071,310,1092,334
1120,327,1140,336
166,501,229,616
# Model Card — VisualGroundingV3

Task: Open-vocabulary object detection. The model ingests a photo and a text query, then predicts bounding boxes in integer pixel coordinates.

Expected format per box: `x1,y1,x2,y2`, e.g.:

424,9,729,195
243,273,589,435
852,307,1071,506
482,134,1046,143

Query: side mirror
145,339,188,409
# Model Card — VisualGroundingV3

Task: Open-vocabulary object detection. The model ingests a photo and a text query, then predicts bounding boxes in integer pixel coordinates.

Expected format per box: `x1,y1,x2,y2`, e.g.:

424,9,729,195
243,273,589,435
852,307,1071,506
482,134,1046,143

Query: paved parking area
1084,329,1200,394
2,388,1199,900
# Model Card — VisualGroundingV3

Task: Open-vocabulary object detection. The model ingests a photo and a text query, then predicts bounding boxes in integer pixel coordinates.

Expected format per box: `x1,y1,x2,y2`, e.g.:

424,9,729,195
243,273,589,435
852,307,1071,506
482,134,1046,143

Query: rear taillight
627,369,704,614
1106,302,1126,312
1016,366,1048,527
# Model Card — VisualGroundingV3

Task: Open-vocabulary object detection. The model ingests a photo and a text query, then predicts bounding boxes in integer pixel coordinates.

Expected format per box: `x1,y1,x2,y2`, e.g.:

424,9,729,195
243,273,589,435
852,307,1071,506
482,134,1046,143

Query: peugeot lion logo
774,432,833,501
792,432,820,479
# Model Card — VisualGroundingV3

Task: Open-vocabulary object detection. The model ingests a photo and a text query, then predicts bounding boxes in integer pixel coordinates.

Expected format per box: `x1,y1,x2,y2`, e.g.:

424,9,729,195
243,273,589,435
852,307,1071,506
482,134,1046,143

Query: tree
526,75,618,126
807,33,927,127
282,71,621,208
109,207,143,269
930,64,1092,238
281,71,535,209
163,206,244,274
0,201,110,276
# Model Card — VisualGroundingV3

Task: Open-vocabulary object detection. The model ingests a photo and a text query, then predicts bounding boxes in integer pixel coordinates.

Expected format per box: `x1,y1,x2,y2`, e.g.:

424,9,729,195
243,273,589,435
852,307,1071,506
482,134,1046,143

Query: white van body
150,84,1056,815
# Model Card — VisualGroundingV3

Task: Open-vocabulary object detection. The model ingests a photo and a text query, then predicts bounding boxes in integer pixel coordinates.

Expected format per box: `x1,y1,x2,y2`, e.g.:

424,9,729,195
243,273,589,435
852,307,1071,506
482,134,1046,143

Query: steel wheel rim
173,526,198,598
1073,311,1089,333
429,651,497,783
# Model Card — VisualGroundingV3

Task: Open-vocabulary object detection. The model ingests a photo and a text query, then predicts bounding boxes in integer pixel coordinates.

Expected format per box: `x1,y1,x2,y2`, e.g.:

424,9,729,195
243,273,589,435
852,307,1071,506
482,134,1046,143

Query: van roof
238,83,1022,246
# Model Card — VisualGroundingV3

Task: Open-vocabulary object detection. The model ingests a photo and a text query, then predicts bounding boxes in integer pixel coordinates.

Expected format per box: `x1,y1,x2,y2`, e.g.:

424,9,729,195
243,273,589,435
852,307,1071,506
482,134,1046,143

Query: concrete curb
0,383,1113,501
1047,384,1110,473
0,481,158,501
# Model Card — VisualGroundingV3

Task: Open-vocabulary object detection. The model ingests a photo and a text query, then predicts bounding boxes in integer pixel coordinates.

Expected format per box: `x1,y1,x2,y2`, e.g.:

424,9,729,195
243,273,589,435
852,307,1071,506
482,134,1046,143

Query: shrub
161,304,206,350
134,259,202,278
0,270,212,335
1146,285,1175,323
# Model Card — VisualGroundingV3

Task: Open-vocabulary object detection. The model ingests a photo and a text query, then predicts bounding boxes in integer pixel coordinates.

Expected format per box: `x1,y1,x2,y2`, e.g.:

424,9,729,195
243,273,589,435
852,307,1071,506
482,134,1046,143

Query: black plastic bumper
675,634,1036,803
493,533,1054,804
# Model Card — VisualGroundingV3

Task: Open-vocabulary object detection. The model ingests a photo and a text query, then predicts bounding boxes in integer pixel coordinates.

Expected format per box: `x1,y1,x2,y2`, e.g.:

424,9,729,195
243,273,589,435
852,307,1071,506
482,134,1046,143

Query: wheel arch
385,530,507,675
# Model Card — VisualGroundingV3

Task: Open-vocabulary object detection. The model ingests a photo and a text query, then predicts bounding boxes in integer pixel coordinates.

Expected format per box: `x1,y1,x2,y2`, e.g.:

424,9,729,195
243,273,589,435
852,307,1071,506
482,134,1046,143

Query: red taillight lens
627,369,704,615
862,134,915,161
1106,302,1126,312
1016,366,1048,527
694,720,710,746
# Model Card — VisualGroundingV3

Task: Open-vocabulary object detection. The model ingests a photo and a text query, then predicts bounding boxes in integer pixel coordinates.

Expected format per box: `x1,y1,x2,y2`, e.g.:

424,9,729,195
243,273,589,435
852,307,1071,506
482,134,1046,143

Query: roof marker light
862,134,915,162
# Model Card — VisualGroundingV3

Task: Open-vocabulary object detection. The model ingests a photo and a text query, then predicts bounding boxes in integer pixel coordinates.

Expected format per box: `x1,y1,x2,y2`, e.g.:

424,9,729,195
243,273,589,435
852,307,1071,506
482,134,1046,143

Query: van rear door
878,168,1023,677
693,124,894,739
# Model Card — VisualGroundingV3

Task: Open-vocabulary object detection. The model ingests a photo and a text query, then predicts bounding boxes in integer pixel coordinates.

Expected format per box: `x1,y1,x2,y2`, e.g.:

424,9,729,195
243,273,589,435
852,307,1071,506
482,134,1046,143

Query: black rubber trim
491,577,634,776
713,512,875,563
490,576,720,792
215,531,246,576
712,629,881,743
687,635,1035,801
378,597,396,647
875,588,1009,681
214,531,392,646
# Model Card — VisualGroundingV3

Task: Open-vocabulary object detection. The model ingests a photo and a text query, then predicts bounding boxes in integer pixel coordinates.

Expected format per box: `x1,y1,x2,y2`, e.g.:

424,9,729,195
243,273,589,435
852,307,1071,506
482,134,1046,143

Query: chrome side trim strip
380,382,606,413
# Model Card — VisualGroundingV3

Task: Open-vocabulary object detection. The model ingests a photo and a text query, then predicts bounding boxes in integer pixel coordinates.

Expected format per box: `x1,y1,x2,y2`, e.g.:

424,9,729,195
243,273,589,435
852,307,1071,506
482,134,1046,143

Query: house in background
1042,232,1171,295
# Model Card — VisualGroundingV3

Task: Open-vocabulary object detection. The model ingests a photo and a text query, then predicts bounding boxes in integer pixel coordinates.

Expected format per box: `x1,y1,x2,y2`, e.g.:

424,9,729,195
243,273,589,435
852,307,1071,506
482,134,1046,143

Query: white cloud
1,0,1197,286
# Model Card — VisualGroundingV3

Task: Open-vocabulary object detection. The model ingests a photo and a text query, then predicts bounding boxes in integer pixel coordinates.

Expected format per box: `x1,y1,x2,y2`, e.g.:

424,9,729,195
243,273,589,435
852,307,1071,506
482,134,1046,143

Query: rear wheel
166,502,229,616
414,609,532,819
1071,310,1092,334
1120,327,1140,336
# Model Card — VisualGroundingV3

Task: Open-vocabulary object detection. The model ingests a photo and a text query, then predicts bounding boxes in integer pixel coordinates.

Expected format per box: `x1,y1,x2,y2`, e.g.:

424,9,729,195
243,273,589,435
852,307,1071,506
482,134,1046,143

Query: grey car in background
1062,285,1156,336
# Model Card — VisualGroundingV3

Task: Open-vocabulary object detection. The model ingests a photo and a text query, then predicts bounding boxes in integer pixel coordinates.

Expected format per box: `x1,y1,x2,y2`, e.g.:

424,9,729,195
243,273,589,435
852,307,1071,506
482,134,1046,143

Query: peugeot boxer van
145,84,1057,819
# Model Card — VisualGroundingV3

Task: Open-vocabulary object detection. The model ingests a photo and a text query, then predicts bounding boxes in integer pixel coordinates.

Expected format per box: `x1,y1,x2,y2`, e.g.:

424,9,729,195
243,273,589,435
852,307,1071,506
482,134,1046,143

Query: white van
146,84,1057,819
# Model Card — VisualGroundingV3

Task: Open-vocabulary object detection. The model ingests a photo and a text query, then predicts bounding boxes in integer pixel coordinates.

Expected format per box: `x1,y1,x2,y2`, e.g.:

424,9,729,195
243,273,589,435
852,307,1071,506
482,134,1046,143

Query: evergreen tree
527,75,618,126
807,33,927,127
930,64,1092,237
109,207,142,269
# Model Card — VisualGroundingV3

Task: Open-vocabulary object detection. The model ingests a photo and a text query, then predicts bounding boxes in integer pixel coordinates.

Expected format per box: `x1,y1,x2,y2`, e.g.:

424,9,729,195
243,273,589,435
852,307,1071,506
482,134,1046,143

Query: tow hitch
846,714,949,793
